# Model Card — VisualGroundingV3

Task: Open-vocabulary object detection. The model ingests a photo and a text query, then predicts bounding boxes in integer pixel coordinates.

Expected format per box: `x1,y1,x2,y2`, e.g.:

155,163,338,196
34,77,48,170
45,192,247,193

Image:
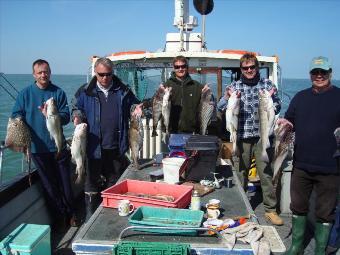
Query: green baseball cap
309,56,332,71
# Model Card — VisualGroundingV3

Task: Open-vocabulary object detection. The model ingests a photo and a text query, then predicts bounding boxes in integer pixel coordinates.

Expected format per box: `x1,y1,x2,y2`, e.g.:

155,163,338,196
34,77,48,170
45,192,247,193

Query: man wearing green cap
278,56,340,255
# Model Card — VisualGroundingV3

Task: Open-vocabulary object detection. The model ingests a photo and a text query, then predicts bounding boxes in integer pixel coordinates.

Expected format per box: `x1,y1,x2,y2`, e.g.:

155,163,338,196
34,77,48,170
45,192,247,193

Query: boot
314,222,332,255
84,192,101,222
285,215,307,255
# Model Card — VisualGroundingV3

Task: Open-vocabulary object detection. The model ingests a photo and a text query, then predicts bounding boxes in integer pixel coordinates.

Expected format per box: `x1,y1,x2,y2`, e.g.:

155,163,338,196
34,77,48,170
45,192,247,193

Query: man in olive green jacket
164,55,209,133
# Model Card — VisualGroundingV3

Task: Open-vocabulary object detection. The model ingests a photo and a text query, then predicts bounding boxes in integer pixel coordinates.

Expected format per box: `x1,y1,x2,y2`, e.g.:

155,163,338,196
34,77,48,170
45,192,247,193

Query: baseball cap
309,56,332,72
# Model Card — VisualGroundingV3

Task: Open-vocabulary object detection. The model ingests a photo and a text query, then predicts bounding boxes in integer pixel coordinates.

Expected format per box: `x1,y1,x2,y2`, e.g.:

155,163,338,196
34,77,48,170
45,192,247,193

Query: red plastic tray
101,179,193,209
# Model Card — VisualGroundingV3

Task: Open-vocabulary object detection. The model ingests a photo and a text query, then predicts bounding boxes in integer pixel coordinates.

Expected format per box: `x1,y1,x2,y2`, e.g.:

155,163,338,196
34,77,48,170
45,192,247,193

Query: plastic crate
128,206,204,235
113,241,190,255
101,179,193,209
0,224,51,255
184,135,220,182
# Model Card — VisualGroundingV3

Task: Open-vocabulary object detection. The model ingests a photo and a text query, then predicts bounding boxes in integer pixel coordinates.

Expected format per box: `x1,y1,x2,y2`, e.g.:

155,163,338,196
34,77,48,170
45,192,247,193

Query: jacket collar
85,75,130,97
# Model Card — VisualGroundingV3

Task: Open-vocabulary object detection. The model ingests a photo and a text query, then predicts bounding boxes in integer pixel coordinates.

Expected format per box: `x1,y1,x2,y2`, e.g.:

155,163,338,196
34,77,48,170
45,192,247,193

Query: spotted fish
5,117,31,161
226,91,240,155
129,110,144,170
161,87,172,143
199,89,214,135
258,90,275,162
152,86,165,137
334,127,340,158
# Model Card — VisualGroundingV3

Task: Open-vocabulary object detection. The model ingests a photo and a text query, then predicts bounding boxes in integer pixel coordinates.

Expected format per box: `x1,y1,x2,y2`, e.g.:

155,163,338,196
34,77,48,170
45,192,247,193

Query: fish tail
151,129,158,137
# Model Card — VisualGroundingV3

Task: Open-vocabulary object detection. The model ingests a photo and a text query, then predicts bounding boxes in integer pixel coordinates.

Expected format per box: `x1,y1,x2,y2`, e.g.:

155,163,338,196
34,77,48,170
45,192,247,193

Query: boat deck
52,160,331,255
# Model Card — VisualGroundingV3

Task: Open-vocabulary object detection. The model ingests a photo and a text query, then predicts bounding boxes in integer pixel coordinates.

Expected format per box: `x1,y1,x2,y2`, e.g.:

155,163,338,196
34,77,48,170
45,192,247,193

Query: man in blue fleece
279,56,340,255
72,57,142,221
11,59,76,228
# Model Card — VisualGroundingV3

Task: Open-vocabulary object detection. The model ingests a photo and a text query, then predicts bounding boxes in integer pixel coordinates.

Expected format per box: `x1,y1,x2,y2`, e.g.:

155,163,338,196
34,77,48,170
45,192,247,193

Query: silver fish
226,91,240,155
334,127,340,158
71,123,87,184
5,117,31,161
129,113,144,170
272,121,294,182
152,86,165,137
46,97,63,155
161,87,172,143
258,90,275,162
199,89,214,135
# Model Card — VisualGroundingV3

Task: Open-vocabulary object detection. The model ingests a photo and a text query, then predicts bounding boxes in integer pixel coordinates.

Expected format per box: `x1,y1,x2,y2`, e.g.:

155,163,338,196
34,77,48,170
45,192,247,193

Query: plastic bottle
190,190,201,210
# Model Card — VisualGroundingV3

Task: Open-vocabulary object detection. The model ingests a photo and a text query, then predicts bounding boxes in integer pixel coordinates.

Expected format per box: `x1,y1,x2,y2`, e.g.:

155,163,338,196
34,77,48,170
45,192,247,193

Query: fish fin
151,129,158,137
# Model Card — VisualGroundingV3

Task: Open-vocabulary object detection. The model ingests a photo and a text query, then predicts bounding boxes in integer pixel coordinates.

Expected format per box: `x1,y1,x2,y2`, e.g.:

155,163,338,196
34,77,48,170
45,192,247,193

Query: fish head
74,123,87,137
334,127,340,144
45,97,57,114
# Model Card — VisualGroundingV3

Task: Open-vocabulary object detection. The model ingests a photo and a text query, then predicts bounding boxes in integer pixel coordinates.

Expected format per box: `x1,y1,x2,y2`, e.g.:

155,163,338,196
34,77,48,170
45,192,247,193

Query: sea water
0,74,339,184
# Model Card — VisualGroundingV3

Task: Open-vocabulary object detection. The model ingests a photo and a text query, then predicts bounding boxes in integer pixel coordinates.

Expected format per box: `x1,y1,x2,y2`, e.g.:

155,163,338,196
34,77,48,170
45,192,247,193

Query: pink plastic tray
101,179,193,209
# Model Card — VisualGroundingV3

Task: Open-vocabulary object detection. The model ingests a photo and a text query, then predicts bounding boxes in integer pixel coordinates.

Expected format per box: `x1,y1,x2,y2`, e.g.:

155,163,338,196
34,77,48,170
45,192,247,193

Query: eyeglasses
241,65,256,71
310,69,329,76
97,72,112,77
174,64,187,70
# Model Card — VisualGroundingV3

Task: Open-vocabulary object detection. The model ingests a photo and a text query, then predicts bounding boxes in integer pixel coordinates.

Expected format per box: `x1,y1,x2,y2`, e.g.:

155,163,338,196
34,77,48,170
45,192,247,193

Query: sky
0,0,340,79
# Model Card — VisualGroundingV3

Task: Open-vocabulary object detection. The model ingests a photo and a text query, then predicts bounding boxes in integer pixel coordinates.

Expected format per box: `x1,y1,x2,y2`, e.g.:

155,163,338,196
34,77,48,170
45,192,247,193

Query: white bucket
162,157,186,184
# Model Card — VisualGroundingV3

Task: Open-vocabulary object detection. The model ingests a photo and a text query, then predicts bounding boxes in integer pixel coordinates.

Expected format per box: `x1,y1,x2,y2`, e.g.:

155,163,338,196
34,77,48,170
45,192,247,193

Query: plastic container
184,135,220,182
113,241,190,255
128,206,204,235
168,134,191,151
162,157,186,184
0,224,51,255
101,179,193,209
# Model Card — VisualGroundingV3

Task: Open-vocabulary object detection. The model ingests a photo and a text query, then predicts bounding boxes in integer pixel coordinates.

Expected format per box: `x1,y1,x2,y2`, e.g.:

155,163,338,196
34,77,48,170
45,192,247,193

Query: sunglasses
174,64,187,70
97,72,112,77
310,69,329,76
241,65,256,71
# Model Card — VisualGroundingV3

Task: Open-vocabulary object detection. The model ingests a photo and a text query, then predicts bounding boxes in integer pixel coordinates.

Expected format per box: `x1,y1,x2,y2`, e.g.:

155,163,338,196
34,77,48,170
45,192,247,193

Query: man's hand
132,103,143,117
38,103,47,117
202,84,210,93
73,116,81,126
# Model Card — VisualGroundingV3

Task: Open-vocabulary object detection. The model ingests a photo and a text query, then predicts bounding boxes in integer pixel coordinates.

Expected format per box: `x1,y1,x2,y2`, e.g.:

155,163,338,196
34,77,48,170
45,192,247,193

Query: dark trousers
32,149,74,218
290,168,340,222
85,149,126,193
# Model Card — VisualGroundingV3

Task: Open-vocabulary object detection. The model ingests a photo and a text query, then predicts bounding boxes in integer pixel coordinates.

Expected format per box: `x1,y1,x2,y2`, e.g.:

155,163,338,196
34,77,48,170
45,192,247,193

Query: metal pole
202,15,206,51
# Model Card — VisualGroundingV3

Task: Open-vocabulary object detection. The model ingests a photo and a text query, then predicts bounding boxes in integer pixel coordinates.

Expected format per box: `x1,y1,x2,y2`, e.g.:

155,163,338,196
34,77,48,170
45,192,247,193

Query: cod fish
258,90,275,162
152,86,165,137
334,127,340,158
5,117,31,162
161,87,172,143
199,89,214,135
272,121,295,182
226,91,240,155
71,123,87,184
46,97,63,155
129,112,144,170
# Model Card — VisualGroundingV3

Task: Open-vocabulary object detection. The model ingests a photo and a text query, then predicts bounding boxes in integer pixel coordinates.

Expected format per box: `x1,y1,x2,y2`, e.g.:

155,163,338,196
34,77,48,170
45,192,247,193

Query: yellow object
248,157,257,178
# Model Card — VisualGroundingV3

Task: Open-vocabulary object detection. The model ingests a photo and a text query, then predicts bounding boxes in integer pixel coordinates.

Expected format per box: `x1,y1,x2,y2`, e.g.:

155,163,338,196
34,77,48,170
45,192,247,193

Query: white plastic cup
162,157,186,184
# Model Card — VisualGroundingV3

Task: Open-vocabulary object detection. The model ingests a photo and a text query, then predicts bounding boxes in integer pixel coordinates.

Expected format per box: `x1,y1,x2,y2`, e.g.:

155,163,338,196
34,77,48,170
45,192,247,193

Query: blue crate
168,134,191,151
0,224,51,255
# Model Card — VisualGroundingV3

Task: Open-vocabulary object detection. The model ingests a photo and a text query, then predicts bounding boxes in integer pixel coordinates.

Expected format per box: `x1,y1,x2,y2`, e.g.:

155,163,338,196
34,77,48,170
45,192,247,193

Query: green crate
128,206,204,235
113,241,190,255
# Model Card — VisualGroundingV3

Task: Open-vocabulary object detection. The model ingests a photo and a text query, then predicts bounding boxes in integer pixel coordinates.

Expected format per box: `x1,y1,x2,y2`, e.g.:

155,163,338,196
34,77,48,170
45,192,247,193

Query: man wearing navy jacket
279,56,340,255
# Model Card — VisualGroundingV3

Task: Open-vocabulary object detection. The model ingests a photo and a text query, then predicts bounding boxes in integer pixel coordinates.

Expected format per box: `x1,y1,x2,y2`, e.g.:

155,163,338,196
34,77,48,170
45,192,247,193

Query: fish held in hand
272,121,294,182
5,117,31,161
226,91,240,155
45,97,63,155
71,123,87,184
152,86,165,137
199,89,214,135
161,87,172,143
129,112,144,170
258,90,275,162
